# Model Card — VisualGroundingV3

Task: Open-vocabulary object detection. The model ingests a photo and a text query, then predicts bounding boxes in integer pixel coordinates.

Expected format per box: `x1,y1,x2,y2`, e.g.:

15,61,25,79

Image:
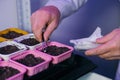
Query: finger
44,20,58,41
85,42,112,56
32,23,43,42
105,56,120,60
31,12,41,39
33,28,42,42
98,52,112,59
31,14,48,42
99,51,120,59
96,29,118,44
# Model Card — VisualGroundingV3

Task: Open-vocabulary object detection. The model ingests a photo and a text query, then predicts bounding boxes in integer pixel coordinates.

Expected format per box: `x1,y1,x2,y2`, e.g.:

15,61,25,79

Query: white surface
0,0,18,30
0,0,31,32
77,72,112,80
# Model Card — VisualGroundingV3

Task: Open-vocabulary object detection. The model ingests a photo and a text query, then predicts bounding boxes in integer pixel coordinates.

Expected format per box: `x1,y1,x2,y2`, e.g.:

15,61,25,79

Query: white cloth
45,0,87,19
70,27,103,50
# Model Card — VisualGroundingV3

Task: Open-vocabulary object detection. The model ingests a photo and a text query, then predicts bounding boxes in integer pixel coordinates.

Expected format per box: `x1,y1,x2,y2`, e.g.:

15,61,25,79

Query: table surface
77,72,112,80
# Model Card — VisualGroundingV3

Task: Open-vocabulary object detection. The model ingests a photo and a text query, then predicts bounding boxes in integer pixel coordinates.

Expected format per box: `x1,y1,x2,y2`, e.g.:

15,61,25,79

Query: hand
85,28,120,60
31,6,60,42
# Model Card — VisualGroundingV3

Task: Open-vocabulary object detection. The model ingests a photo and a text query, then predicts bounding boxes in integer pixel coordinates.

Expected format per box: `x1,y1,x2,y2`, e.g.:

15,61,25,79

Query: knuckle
113,28,120,33
111,42,118,49
40,10,50,16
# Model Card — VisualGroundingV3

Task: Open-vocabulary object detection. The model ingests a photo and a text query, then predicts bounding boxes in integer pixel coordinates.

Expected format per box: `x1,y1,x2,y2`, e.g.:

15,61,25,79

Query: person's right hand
85,28,120,60
31,6,60,42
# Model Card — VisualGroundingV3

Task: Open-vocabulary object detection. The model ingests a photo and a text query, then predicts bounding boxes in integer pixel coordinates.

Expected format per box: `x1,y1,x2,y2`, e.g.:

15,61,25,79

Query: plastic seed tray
0,61,26,80
35,41,74,64
0,27,28,40
10,50,52,76
0,37,7,43
14,33,42,50
0,41,27,60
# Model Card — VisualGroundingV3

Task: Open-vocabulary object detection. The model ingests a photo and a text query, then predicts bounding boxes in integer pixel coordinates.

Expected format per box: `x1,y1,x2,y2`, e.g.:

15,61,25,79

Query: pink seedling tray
35,41,74,64
10,50,52,76
0,57,2,61
0,61,26,80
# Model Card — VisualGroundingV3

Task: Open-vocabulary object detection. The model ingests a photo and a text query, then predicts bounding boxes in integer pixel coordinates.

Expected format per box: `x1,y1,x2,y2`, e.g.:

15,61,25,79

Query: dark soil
20,38,40,46
0,31,23,39
0,45,20,55
41,45,70,56
0,66,20,80
15,54,45,67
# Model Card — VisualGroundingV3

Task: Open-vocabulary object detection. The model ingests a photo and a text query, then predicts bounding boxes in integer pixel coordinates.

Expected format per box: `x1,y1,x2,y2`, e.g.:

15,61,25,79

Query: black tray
24,54,97,80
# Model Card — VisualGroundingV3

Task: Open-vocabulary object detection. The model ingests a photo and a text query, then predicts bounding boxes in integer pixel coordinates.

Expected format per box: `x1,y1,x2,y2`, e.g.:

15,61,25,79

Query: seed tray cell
0,27,28,40
14,33,42,50
10,50,52,76
0,61,26,80
0,41,27,60
35,41,74,64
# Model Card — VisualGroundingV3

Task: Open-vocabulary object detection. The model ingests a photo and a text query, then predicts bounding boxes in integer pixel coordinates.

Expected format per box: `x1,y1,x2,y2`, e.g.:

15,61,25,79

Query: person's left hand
85,28,120,60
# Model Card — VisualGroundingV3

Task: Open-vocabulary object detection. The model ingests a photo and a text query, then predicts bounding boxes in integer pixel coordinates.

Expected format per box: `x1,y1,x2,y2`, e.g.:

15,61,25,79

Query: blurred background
0,0,120,79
